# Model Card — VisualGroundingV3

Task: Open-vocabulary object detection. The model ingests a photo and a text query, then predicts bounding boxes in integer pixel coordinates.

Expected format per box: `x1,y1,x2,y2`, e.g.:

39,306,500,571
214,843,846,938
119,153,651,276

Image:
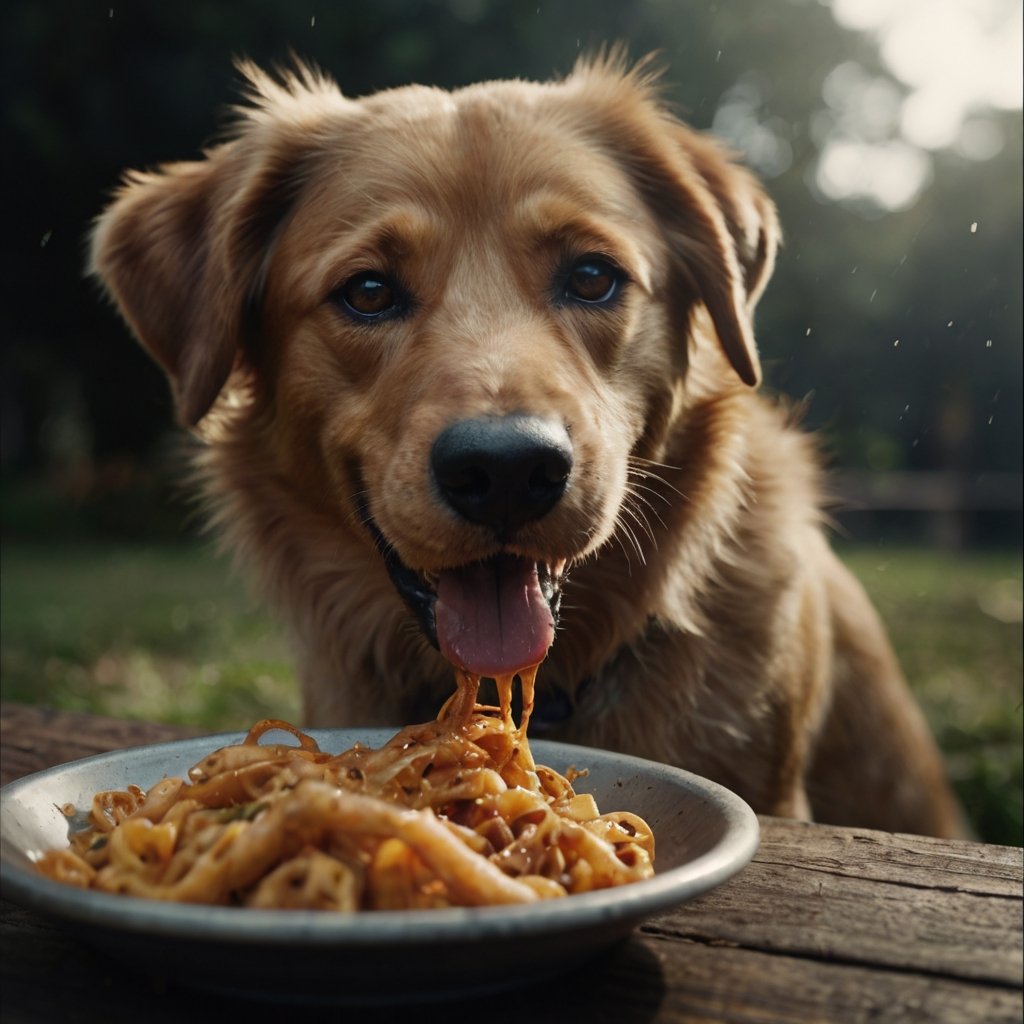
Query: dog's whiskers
623,483,667,533
348,486,375,530
627,456,689,503
629,454,683,474
607,522,637,573
612,508,647,568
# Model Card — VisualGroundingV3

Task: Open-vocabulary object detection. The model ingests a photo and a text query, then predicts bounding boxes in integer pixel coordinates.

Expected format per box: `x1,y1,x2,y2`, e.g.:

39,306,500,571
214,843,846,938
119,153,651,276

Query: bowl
0,728,759,1004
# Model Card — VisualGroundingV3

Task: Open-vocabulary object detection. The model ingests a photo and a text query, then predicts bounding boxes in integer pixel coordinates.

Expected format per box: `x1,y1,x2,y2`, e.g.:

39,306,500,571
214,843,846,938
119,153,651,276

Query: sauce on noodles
35,668,655,910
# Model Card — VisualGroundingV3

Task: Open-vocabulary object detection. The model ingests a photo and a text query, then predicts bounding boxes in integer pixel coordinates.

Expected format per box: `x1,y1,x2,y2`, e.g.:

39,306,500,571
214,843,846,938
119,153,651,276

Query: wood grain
1,702,203,785
655,818,1023,985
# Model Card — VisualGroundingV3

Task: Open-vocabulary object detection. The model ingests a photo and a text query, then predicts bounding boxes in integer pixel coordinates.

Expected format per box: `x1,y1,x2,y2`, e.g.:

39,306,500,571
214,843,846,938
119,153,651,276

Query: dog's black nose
431,415,573,533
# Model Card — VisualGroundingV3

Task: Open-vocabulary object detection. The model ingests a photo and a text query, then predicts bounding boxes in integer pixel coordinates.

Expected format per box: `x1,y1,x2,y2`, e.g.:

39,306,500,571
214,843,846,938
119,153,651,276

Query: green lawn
0,543,299,728
2,541,1021,845
837,545,1023,846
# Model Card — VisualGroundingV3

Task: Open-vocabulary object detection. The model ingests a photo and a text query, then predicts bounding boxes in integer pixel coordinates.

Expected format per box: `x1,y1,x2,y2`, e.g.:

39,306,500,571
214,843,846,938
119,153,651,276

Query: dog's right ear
89,62,343,427
90,156,247,427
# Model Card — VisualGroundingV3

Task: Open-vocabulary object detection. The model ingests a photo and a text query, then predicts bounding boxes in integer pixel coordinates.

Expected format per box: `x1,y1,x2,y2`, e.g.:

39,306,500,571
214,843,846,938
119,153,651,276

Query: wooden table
2,702,1021,1023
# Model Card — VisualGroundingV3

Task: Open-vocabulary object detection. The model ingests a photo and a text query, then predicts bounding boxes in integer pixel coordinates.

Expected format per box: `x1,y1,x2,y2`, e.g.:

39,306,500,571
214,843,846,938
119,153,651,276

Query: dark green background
3,0,1021,542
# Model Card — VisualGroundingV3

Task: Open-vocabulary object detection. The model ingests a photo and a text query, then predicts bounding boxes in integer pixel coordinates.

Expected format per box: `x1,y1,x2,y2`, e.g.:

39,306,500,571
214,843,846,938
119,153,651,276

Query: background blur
2,0,1021,844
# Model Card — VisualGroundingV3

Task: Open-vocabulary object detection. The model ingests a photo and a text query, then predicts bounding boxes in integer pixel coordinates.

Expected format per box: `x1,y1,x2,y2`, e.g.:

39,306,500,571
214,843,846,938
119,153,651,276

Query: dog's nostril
530,457,570,489
431,415,573,533
442,464,491,498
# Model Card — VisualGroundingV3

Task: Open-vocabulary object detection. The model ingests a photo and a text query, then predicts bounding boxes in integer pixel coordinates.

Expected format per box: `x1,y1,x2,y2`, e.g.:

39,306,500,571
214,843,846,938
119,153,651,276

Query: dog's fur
90,56,966,836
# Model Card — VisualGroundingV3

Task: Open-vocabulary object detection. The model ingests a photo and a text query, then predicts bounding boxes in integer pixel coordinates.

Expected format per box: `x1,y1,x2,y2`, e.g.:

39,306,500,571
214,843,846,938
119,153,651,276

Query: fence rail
830,472,1022,512
828,471,1022,547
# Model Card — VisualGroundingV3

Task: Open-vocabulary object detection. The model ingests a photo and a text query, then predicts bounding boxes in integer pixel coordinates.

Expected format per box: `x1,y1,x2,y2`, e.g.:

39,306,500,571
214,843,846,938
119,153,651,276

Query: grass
2,540,1021,846
837,544,1023,847
0,543,299,728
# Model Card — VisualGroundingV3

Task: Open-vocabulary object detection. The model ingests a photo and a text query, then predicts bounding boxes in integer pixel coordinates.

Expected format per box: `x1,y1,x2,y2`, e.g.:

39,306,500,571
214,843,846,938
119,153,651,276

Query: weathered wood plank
649,820,1023,986
636,933,1023,1024
0,703,201,785
2,898,1019,1024
757,817,1023,895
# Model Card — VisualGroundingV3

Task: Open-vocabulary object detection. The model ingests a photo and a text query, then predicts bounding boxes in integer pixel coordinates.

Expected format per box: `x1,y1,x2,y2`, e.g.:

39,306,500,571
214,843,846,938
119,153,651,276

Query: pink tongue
435,555,554,677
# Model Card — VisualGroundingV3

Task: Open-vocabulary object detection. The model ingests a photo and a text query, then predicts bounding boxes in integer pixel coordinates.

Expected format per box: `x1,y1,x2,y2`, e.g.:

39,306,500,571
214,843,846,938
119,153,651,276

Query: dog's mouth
433,555,564,676
365,515,564,677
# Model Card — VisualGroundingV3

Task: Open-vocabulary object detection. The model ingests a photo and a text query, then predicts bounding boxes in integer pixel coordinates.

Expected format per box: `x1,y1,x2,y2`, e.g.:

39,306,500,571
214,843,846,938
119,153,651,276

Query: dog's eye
336,271,400,320
565,258,622,305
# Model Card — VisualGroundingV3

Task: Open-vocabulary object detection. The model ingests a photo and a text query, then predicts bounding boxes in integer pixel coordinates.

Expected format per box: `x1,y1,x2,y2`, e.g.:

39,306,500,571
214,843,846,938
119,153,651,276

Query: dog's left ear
570,58,779,387
644,125,780,388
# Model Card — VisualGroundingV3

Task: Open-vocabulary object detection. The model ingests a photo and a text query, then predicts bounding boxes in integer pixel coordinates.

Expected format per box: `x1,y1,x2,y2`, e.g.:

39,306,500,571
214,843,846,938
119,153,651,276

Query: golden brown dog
90,55,966,837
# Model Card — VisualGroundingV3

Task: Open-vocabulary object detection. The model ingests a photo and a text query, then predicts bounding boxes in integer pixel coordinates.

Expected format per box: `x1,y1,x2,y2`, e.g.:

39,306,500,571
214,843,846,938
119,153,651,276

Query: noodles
34,668,655,910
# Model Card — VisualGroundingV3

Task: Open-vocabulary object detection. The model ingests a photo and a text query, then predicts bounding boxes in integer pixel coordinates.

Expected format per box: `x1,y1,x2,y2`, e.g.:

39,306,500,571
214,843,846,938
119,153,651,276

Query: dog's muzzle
363,414,572,677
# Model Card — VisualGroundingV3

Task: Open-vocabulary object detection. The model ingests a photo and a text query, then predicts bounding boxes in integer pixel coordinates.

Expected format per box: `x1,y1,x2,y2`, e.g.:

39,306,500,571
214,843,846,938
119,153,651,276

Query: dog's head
91,55,778,680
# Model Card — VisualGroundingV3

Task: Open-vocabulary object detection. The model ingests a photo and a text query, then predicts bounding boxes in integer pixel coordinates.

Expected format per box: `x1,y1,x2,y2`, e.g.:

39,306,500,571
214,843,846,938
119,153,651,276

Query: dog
90,54,966,837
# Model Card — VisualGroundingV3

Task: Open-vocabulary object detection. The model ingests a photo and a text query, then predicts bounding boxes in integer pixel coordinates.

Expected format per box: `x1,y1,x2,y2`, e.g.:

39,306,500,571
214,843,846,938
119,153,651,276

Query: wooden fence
829,471,1022,548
